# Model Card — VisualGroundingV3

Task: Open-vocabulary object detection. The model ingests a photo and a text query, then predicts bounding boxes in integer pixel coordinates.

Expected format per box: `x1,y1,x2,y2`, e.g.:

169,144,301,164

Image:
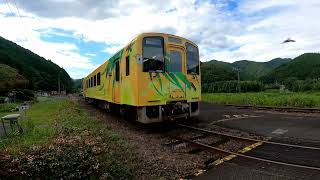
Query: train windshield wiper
143,57,163,63
143,58,164,72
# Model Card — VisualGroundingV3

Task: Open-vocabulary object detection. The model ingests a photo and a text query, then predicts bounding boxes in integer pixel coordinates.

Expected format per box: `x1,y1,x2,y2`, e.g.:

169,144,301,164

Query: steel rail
178,137,320,171
178,124,320,151
228,104,320,113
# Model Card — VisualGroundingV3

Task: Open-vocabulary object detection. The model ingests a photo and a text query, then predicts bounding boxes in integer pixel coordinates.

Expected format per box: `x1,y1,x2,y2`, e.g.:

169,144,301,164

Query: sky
0,0,319,79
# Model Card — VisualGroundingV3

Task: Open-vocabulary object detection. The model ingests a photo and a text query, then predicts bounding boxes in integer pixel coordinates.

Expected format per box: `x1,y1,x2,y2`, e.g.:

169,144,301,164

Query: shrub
15,89,35,101
285,79,320,92
0,96,6,103
202,81,264,93
17,135,102,179
0,103,17,112
202,92,320,108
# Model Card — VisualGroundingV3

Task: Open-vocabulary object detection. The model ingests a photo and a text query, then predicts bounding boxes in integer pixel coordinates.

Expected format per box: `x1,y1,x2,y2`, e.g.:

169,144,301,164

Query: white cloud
239,0,320,14
85,53,96,57
104,44,123,55
214,0,320,62
0,0,319,79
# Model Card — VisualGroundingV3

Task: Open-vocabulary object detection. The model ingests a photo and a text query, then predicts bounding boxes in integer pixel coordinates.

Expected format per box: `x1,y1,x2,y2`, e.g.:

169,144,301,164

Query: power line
5,0,14,16
11,0,22,18
5,0,29,41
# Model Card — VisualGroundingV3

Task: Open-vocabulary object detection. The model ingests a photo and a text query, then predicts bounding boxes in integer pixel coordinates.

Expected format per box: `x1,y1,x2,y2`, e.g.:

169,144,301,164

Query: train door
113,60,121,103
168,45,186,99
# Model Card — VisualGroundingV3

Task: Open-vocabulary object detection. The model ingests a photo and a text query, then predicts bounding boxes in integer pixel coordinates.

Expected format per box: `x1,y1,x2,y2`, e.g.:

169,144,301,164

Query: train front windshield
142,37,165,72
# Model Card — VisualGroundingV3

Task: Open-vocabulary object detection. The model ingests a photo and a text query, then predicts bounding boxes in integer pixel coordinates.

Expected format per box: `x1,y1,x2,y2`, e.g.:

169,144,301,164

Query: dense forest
0,36,73,93
72,79,83,92
260,53,320,82
202,53,320,93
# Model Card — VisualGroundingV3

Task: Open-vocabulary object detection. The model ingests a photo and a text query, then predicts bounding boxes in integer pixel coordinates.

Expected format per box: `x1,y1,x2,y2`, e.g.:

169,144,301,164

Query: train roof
84,32,198,79
137,32,198,48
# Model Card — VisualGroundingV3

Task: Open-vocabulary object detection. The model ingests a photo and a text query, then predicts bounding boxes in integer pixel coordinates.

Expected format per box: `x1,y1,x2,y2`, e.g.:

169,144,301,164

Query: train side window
94,75,97,86
126,56,130,76
186,42,200,75
91,77,94,87
115,61,120,81
97,72,101,85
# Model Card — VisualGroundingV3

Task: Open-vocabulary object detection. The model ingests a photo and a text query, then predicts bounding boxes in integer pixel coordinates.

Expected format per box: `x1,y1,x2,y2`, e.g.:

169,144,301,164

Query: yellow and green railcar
83,32,200,123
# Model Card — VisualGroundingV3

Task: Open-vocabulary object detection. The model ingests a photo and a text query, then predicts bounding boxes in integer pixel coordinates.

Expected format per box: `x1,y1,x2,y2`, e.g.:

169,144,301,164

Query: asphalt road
195,102,320,180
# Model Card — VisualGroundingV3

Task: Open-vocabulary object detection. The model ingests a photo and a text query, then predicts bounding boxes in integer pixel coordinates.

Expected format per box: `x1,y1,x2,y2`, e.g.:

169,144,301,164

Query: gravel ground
74,97,255,179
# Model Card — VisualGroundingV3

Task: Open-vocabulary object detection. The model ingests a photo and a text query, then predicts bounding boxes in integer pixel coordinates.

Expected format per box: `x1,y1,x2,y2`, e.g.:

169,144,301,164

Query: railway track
227,104,320,113
173,124,320,171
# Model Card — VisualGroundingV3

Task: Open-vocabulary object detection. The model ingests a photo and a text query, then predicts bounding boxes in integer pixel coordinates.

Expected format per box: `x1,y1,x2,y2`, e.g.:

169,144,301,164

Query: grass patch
202,92,320,108
1,98,138,179
0,99,61,151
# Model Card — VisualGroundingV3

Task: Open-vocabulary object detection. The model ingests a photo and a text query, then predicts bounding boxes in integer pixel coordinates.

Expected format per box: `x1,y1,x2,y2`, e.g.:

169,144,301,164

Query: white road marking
223,115,231,119
210,114,263,125
271,128,288,135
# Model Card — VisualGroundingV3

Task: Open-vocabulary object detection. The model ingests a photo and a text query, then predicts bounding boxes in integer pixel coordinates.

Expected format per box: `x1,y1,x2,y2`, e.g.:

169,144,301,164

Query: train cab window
143,37,164,72
97,72,101,85
126,56,130,76
186,43,199,75
94,75,97,86
169,50,182,72
115,61,120,81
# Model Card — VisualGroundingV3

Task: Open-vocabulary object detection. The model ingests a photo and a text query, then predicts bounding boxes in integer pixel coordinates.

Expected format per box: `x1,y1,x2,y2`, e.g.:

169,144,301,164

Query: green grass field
0,99,61,151
0,97,137,179
202,92,320,108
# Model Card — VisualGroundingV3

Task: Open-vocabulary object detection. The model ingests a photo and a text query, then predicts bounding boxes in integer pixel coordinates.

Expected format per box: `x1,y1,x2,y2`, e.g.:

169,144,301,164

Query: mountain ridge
261,53,320,83
201,57,292,83
0,36,73,92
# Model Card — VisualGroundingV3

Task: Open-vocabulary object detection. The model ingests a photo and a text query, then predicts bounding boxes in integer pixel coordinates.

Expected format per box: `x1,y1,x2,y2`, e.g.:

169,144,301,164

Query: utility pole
237,69,240,93
58,72,61,94
233,67,240,93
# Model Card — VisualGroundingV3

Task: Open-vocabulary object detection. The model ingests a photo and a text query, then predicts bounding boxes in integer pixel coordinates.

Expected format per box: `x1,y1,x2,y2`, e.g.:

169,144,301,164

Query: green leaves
17,137,101,179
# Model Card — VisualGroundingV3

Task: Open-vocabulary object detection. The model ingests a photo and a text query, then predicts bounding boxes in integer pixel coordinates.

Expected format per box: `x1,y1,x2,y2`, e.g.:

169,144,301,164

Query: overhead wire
5,0,29,41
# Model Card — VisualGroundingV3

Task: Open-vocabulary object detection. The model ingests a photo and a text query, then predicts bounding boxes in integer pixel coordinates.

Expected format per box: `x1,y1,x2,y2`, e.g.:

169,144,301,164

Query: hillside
201,60,237,84
264,58,292,69
232,58,291,80
0,36,72,92
0,64,28,92
261,53,320,83
201,57,291,83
